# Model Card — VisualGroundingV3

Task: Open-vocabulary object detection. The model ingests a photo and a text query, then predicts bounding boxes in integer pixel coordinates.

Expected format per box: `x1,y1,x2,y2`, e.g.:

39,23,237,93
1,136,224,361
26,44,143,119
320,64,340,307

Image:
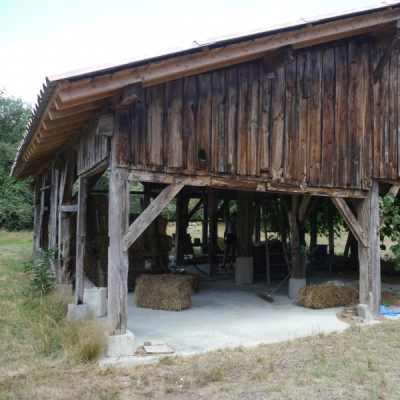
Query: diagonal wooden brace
123,183,184,251
331,197,368,248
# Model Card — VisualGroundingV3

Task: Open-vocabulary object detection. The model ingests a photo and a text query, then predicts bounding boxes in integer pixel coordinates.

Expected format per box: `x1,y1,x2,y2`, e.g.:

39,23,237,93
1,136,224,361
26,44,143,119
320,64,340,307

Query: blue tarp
380,305,400,316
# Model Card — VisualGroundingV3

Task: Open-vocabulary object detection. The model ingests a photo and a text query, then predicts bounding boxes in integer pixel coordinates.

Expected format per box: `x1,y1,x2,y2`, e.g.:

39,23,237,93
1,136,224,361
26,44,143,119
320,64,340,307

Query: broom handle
268,272,291,297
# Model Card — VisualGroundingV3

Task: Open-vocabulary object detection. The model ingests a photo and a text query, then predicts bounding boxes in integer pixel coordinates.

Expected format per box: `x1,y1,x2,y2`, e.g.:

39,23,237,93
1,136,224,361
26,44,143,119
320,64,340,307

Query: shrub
23,248,56,295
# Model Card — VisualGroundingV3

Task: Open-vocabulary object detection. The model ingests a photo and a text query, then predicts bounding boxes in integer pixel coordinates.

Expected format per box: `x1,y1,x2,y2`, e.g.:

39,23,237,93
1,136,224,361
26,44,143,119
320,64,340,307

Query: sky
0,0,390,105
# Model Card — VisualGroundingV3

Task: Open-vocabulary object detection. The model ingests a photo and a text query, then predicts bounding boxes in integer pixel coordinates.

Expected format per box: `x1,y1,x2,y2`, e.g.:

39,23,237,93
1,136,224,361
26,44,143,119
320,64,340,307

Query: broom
257,273,291,303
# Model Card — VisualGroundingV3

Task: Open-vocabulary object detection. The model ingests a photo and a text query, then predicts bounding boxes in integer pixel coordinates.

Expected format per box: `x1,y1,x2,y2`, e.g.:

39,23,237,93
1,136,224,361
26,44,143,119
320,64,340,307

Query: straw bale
297,282,359,309
135,274,193,311
135,296,192,311
381,291,400,307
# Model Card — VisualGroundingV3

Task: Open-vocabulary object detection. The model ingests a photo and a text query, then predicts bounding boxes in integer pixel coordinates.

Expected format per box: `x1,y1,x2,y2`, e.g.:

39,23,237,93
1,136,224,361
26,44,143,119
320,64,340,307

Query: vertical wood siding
125,41,399,189
373,47,399,181
77,119,110,176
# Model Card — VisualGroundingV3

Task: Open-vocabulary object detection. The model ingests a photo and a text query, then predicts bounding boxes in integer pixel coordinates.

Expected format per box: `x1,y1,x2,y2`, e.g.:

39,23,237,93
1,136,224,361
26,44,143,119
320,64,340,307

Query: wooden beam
127,170,370,197
188,198,204,220
35,130,77,144
59,204,78,212
373,36,400,83
54,89,120,110
123,183,184,251
42,110,96,130
298,195,311,222
38,120,84,137
114,83,142,109
372,21,400,48
331,197,368,248
262,45,294,74
57,9,400,103
48,99,105,120
301,196,320,222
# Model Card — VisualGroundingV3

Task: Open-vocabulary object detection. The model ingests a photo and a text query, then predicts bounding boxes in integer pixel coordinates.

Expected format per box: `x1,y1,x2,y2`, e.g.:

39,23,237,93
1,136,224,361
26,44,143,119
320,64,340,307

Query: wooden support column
236,191,253,257
57,153,76,284
75,176,87,305
40,169,51,251
357,180,381,319
108,109,130,336
33,175,42,254
290,195,306,279
49,166,60,278
174,191,189,263
208,189,219,275
202,192,208,255
310,209,317,259
328,200,335,271
108,166,129,335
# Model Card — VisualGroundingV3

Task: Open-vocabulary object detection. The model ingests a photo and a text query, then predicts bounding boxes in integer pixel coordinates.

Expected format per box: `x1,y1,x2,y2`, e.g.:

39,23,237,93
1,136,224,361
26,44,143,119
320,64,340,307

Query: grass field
1,230,400,399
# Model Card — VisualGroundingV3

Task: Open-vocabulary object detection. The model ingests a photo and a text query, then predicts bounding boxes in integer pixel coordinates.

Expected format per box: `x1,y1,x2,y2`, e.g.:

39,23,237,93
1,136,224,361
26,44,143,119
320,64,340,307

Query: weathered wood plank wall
77,117,110,176
373,46,399,181
117,41,400,190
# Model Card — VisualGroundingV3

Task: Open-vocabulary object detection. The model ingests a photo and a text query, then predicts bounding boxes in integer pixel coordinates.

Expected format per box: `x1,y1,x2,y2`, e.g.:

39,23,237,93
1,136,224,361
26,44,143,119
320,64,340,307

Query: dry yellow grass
2,231,400,400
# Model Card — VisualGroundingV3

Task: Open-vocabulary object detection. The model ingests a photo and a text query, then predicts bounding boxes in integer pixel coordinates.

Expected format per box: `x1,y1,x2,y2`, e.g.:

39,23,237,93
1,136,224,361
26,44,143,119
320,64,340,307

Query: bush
23,248,57,295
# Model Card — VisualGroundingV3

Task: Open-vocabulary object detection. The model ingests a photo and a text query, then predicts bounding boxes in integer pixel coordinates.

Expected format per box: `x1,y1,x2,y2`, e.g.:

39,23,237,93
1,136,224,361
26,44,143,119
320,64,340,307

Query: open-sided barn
11,2,400,357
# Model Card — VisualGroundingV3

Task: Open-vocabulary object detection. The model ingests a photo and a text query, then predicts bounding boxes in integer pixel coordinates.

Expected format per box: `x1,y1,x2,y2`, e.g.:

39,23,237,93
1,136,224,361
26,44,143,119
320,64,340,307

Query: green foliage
380,193,400,270
0,91,33,231
23,248,57,295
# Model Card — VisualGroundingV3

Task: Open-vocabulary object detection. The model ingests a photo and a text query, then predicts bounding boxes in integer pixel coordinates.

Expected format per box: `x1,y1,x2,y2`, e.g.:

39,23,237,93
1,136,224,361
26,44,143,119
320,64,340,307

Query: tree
0,91,33,230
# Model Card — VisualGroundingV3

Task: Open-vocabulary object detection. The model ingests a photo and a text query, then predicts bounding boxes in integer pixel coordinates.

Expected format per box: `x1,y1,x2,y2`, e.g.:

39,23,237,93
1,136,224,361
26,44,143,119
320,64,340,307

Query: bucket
83,287,107,317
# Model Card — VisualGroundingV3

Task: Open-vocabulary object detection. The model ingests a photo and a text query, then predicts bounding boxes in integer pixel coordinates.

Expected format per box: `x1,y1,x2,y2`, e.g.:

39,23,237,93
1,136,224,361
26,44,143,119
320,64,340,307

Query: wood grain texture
123,183,184,251
123,45,399,191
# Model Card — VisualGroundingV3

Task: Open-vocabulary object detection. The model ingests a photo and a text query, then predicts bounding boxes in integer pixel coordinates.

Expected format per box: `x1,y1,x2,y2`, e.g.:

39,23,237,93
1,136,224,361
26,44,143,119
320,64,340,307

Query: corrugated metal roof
11,1,400,179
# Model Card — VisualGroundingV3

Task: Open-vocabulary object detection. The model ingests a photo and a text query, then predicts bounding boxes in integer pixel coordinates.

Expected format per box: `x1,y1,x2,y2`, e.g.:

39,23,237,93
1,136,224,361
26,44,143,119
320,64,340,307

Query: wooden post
49,166,60,278
40,169,51,251
174,191,189,263
33,175,42,254
75,176,87,305
57,154,76,284
357,180,381,319
236,191,253,257
108,166,129,335
328,200,335,272
290,195,306,279
202,193,208,255
108,109,130,335
208,189,219,274
310,208,317,261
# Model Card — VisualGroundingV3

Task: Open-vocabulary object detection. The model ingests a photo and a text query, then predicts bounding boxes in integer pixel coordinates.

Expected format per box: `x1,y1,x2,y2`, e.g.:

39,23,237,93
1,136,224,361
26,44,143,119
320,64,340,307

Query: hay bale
134,274,193,311
297,282,359,309
381,291,400,307
135,296,192,311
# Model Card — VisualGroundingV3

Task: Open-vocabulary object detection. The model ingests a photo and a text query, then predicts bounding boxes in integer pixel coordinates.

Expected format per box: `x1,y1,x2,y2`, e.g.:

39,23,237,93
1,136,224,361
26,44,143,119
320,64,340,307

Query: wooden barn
11,2,400,356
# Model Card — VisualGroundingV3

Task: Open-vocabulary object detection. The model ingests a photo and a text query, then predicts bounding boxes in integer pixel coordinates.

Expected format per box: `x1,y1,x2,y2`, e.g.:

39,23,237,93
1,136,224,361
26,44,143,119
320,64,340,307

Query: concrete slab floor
126,270,356,359
98,268,400,367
